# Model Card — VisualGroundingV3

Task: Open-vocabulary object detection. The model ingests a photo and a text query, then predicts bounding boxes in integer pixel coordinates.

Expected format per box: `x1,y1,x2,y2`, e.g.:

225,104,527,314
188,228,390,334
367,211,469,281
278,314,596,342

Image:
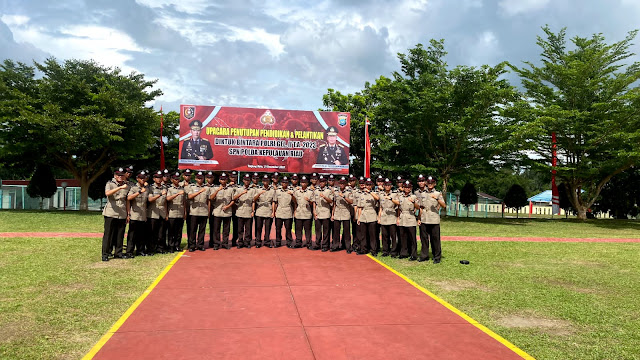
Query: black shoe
346,250,352,254
390,254,398,258
409,257,417,261
175,247,181,252
237,245,243,249
433,259,441,264
356,251,367,255
255,245,262,248
198,247,205,251
417,258,429,262
114,255,124,259
245,245,252,249
108,253,114,258
102,256,109,262
398,255,408,259
321,248,329,252
371,252,378,257
330,248,339,252
212,247,219,250
188,248,195,252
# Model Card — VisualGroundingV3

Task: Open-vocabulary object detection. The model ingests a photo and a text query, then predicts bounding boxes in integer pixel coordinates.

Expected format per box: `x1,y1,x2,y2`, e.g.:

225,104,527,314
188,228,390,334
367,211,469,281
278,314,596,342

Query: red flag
551,132,560,215
160,106,166,170
364,116,371,178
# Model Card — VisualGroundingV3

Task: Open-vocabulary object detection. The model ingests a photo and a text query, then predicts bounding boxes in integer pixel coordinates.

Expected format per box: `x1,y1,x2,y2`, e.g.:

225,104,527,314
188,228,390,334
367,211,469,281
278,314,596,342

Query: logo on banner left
260,110,275,125
183,106,196,120
338,113,348,127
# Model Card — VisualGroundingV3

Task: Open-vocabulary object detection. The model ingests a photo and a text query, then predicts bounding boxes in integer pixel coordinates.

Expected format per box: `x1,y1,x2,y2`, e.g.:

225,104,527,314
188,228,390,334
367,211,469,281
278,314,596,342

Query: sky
2,0,640,112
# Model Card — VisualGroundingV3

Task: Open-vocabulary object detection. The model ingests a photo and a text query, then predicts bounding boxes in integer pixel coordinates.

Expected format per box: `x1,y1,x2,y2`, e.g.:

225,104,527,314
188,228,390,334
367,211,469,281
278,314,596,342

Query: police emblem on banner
183,106,196,120
260,110,275,125
338,113,348,127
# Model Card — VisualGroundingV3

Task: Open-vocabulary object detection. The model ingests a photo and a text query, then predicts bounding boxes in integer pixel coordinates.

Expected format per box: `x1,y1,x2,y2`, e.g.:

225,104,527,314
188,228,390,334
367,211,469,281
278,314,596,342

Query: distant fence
0,184,103,211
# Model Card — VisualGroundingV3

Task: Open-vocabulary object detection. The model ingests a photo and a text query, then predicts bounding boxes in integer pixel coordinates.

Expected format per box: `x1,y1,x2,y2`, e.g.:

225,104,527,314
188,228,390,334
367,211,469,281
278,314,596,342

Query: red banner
178,105,351,174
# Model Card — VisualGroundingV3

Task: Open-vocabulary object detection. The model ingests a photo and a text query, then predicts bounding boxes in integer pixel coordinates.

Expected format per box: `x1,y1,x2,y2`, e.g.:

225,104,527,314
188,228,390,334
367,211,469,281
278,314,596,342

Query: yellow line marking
367,255,535,360
82,251,185,360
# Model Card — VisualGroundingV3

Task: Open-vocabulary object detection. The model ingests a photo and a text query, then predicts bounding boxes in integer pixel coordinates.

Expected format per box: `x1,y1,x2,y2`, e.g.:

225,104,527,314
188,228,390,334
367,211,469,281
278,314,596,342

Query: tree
459,182,478,217
0,58,162,210
358,41,518,194
26,164,58,209
557,182,574,218
592,167,640,219
508,26,640,219
503,184,529,218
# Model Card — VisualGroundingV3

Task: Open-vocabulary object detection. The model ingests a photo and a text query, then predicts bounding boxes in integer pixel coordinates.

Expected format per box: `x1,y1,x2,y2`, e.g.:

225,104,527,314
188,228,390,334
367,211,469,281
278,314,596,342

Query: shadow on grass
443,216,640,230
0,209,100,216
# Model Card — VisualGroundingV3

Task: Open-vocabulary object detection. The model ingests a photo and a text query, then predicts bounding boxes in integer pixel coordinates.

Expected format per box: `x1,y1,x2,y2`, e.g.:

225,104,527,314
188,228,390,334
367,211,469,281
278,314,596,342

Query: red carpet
89,247,529,359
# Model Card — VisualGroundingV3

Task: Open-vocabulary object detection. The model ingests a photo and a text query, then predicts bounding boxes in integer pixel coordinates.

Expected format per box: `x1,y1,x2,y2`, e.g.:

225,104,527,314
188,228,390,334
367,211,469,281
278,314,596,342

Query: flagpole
364,116,371,178
160,105,166,170
551,132,559,216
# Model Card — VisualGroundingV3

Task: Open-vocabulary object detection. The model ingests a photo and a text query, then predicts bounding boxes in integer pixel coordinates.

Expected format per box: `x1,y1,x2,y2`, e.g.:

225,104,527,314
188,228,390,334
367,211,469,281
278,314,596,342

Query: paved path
86,247,530,359
2,231,639,243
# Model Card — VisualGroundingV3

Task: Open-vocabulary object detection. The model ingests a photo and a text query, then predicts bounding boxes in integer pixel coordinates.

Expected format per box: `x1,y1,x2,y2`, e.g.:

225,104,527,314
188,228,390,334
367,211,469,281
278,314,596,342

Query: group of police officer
101,166,446,264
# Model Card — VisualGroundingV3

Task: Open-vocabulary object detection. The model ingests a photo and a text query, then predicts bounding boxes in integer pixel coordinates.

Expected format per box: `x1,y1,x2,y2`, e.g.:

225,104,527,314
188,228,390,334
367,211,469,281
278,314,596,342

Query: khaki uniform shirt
332,188,353,221
294,187,314,219
234,186,255,218
182,182,193,214
189,183,210,216
254,186,275,218
358,191,378,223
417,188,444,224
127,183,148,221
167,185,186,219
313,186,334,219
147,183,167,219
378,191,398,225
211,185,234,218
274,186,295,219
102,179,129,219
398,193,418,227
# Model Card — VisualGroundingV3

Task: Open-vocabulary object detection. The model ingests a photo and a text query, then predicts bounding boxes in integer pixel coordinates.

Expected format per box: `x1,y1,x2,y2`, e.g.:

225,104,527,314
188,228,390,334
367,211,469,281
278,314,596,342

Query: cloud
498,0,551,16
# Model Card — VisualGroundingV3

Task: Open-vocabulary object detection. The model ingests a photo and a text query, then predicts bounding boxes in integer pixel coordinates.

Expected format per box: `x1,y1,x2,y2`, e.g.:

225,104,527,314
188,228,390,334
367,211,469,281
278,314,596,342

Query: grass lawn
1,210,638,238
0,236,178,359
0,210,639,359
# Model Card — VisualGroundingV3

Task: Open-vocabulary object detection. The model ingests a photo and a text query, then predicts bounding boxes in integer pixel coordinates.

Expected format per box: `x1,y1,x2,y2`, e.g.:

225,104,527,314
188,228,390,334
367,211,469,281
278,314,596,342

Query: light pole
454,189,460,217
61,182,68,211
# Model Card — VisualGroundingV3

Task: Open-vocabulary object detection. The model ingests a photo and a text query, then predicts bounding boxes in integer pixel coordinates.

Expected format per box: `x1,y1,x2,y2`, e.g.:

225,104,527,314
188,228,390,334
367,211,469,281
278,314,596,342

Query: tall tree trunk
79,176,90,211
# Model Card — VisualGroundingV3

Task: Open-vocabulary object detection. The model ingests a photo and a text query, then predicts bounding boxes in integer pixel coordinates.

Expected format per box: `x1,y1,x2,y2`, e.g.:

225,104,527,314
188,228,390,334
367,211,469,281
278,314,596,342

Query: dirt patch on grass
544,279,602,295
498,315,574,336
87,261,130,269
430,279,491,292
52,283,95,292
548,259,605,268
0,318,37,344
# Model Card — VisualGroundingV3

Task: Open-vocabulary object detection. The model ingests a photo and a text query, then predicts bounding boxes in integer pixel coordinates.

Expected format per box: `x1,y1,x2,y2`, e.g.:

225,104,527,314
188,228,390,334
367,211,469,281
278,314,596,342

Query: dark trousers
419,223,442,261
186,214,192,242
314,218,330,250
208,214,216,247
102,216,126,257
380,224,397,255
351,218,358,251
275,218,293,247
294,218,312,247
163,218,170,250
231,213,239,246
358,221,377,254
254,216,273,247
237,217,253,247
212,216,231,249
332,219,351,251
168,217,184,249
376,222,382,253
399,226,417,258
126,219,147,255
149,218,165,253
189,215,207,250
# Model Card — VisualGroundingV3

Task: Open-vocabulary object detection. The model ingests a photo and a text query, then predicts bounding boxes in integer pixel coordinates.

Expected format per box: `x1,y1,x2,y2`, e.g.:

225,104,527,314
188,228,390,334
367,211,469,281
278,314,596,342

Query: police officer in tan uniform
332,176,353,252
273,176,295,248
254,174,275,248
126,170,149,258
398,180,420,260
378,178,400,257
209,172,235,250
166,172,186,253
290,173,300,190
233,174,256,248
187,171,209,251
181,169,193,246
348,175,359,250
416,175,446,263
229,170,239,247
148,170,168,254
205,171,216,248
356,178,379,255
101,167,130,261
312,175,333,251
293,176,314,248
